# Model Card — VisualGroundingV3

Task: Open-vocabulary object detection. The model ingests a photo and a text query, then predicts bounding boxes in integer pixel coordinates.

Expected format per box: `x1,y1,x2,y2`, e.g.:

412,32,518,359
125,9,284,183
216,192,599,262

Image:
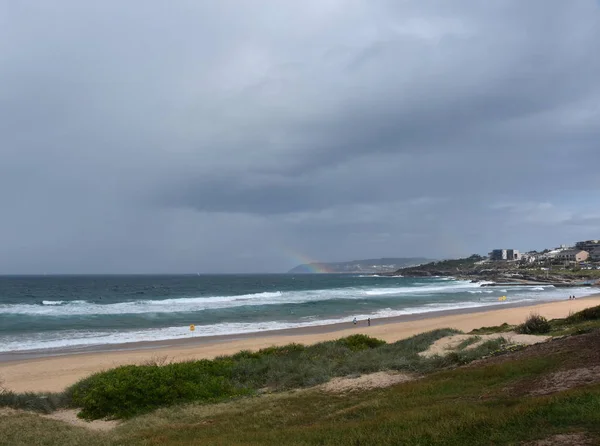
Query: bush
566,305,600,323
336,334,386,351
67,359,252,420
516,314,551,334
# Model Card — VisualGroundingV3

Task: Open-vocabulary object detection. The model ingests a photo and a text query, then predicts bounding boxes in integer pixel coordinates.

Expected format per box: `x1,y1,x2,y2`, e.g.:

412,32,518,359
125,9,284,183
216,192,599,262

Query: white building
489,249,521,261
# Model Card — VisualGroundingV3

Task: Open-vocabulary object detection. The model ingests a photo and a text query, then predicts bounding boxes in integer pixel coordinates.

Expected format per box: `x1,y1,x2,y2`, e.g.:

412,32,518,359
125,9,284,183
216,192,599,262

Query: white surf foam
1,280,484,316
1,285,597,353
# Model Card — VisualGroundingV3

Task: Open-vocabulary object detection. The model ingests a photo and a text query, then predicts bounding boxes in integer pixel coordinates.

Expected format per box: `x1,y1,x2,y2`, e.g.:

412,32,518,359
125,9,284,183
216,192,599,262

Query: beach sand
1,296,599,393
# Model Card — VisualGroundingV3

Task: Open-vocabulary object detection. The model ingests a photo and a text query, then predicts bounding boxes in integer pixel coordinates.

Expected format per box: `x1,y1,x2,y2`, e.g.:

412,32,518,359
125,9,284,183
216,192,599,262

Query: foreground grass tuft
516,313,551,334
470,322,514,334
0,381,68,414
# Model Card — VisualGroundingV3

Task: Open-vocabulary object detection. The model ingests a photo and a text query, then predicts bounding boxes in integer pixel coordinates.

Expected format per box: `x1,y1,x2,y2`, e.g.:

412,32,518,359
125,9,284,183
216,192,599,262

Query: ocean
0,274,595,354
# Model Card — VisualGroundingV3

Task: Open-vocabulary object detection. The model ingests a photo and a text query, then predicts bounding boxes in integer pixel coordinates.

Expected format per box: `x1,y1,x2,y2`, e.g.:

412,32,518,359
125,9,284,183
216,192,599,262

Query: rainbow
283,249,335,273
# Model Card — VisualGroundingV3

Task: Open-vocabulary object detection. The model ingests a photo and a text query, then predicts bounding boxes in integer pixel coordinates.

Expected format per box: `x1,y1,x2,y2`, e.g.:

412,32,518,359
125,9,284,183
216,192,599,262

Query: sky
1,1,600,274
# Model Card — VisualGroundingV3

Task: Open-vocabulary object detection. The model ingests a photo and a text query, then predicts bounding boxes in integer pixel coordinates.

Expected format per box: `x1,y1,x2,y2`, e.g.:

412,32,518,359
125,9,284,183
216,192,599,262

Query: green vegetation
566,304,600,323
66,330,461,420
470,322,514,334
533,268,600,279
516,313,552,334
0,412,113,446
2,331,600,445
0,388,67,414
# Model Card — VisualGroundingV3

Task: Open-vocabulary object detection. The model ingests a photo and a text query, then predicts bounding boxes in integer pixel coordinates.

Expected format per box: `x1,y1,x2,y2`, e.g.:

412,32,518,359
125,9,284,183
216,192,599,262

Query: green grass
470,322,514,335
0,412,113,446
64,330,462,420
3,346,599,446
0,384,69,414
566,304,600,323
106,347,600,445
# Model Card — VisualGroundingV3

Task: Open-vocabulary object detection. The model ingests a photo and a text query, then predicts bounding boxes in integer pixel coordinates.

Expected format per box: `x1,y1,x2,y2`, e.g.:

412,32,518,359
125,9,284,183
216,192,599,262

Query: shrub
67,359,252,420
336,334,386,351
516,314,551,334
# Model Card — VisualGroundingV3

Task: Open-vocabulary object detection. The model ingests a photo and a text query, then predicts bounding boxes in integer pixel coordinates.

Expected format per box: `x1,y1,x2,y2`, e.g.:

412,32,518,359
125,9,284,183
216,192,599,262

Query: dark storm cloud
1,1,599,273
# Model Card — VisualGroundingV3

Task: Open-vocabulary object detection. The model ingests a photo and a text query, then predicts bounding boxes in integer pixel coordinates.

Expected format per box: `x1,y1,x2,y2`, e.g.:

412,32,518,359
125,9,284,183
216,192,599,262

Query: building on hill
520,252,538,263
556,249,589,262
590,247,600,261
538,246,569,260
575,240,600,252
490,249,521,261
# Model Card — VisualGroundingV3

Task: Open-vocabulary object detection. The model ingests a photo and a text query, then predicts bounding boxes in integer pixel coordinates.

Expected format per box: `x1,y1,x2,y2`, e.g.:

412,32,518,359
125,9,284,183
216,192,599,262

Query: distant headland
287,257,431,274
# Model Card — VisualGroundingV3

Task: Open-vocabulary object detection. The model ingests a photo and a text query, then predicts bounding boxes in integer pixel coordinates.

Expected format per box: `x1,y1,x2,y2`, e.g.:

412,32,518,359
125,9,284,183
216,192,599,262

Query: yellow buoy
190,324,195,332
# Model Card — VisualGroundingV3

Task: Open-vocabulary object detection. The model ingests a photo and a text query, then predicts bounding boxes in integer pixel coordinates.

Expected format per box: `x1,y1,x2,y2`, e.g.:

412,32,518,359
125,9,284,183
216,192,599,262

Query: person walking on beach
353,317,357,325
367,317,371,327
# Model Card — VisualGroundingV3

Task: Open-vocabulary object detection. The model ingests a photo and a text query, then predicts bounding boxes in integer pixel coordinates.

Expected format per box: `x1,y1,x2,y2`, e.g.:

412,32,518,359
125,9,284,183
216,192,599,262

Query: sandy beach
1,295,599,393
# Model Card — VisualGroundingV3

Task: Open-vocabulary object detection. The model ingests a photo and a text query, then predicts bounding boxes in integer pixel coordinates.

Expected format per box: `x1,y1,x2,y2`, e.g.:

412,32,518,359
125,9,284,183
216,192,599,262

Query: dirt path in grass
42,409,119,431
320,371,416,393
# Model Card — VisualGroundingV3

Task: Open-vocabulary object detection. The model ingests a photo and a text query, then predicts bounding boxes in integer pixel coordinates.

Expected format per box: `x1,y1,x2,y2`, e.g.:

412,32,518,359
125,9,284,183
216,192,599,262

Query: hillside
288,257,431,274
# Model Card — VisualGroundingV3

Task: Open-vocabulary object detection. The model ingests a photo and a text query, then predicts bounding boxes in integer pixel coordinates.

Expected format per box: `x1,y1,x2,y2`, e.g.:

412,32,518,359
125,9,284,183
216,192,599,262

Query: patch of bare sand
419,332,549,358
42,409,119,431
320,371,415,393
529,366,600,396
524,432,595,445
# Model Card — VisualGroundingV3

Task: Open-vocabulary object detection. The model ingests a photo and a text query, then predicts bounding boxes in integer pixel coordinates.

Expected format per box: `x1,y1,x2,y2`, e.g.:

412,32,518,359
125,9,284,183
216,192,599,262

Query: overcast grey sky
1,1,599,273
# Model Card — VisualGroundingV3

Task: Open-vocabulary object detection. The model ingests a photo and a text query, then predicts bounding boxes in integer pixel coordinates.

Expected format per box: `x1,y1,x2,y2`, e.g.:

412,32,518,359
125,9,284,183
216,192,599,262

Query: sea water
0,274,594,353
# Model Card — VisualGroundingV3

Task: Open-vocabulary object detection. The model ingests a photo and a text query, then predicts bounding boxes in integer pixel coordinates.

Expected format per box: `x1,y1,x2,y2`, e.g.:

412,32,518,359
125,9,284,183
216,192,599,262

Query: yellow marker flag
190,324,195,332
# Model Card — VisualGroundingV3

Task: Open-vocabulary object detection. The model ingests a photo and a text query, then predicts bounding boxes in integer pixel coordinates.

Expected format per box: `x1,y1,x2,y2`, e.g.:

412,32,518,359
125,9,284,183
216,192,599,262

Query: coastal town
488,239,600,265
396,239,600,286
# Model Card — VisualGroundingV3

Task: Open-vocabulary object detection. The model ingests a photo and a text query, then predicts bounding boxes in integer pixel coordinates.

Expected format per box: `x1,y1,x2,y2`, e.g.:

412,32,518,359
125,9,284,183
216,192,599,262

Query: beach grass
469,322,515,334
122,358,598,446
2,332,600,445
65,330,462,420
